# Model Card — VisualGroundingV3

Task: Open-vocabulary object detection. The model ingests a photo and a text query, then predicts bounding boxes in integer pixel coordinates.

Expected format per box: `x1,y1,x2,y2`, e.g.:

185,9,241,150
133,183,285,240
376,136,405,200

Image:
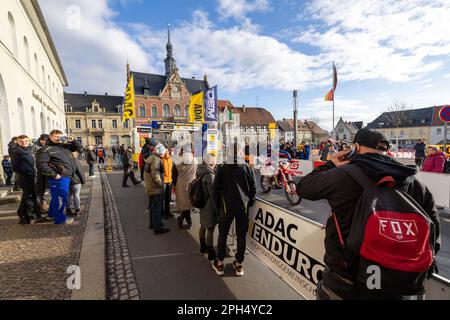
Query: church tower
164,24,178,81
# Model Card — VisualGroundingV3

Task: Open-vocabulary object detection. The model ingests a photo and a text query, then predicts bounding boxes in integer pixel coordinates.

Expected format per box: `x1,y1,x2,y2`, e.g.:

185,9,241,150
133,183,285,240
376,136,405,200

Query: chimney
84,91,87,96
192,76,196,80
105,92,108,97
242,105,246,113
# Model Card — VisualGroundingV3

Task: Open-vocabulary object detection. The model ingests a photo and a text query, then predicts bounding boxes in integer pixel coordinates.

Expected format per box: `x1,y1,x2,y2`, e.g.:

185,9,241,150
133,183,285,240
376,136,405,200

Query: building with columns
0,0,67,159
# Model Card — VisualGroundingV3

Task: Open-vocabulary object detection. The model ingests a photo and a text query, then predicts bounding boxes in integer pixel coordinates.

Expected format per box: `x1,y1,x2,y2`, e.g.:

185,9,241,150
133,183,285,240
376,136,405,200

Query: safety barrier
248,198,450,300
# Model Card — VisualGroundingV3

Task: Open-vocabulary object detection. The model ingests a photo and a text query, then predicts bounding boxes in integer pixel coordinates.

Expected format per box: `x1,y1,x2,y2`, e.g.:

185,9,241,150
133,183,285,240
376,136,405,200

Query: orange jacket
162,153,173,184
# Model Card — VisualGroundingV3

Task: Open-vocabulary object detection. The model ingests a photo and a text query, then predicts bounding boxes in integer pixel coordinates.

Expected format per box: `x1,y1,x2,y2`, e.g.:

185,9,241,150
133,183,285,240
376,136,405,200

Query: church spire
165,24,177,80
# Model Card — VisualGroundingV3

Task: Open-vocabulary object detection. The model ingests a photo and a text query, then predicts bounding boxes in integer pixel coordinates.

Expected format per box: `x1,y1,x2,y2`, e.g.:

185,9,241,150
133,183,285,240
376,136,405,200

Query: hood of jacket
196,163,214,177
428,151,445,159
350,153,417,185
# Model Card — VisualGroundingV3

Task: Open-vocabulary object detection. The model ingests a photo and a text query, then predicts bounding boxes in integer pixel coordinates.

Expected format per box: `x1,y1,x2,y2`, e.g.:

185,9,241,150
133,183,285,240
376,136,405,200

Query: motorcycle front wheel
285,180,301,205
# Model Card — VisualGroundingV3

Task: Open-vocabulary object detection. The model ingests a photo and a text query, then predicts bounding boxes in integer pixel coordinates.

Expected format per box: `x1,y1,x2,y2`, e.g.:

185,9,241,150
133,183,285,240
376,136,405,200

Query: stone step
0,194,21,205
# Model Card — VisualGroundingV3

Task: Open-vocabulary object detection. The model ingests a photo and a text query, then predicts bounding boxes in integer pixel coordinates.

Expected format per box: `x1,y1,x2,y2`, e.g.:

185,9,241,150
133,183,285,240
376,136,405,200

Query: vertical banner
189,92,204,123
206,129,218,156
122,75,136,122
204,86,218,122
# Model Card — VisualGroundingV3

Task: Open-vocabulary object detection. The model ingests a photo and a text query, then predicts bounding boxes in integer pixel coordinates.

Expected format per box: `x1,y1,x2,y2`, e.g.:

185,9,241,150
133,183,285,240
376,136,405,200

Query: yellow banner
189,92,204,123
122,75,136,122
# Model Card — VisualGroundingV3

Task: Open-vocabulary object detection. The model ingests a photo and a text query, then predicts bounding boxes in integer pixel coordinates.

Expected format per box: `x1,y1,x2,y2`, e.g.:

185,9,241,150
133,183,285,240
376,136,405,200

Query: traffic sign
439,106,450,122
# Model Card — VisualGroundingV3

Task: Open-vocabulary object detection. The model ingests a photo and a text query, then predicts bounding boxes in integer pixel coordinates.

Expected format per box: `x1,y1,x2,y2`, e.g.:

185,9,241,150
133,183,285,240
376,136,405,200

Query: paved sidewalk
0,173,94,300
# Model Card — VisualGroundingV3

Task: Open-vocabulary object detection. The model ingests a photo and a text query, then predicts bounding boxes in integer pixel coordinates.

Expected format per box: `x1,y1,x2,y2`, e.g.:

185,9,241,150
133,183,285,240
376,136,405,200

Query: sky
39,0,450,132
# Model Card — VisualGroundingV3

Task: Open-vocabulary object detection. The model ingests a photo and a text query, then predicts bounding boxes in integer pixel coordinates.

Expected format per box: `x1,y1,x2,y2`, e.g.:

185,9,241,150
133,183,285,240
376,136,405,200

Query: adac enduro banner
248,200,326,300
204,86,218,122
122,75,135,122
189,91,204,123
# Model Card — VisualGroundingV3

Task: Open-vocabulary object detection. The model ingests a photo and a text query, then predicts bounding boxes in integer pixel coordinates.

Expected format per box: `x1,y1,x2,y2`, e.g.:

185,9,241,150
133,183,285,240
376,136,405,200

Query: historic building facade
0,0,67,156
64,93,131,148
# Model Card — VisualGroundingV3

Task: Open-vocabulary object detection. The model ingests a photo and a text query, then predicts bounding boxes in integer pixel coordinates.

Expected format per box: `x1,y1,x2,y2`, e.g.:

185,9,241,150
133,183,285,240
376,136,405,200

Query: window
110,135,119,146
41,66,46,88
419,129,425,135
31,107,37,138
91,120,96,128
8,12,18,57
95,136,103,145
112,120,118,128
151,105,157,118
163,104,170,117
98,120,103,129
47,75,51,94
75,120,81,129
174,104,181,117
400,130,405,136
184,105,189,117
437,128,442,135
94,106,99,112
139,104,146,118
23,37,30,73
124,119,129,129
34,54,39,80
17,98,26,134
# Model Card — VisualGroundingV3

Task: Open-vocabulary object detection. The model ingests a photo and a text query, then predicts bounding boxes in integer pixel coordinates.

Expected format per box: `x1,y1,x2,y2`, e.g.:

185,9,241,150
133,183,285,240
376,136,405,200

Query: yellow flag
122,75,135,122
189,92,204,123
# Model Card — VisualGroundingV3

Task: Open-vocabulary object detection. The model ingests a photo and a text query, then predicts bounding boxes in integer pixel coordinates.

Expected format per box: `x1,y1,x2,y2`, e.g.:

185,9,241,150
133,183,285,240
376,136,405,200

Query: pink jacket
422,152,446,173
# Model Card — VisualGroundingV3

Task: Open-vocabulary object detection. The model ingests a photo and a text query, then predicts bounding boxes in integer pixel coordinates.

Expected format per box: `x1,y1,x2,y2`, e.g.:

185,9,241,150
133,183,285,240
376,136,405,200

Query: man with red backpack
95,144,107,169
296,128,440,300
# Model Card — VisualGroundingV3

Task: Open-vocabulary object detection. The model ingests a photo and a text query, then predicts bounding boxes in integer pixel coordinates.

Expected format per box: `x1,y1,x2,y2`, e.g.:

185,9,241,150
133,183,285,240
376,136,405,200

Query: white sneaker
232,260,244,276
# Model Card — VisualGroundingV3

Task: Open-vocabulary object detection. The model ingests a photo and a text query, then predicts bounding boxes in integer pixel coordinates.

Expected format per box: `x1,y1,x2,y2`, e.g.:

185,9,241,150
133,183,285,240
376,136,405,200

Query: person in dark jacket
197,155,220,261
2,155,13,186
34,134,49,212
122,147,141,187
414,139,426,168
212,143,257,276
85,145,97,177
11,135,44,224
36,130,82,225
67,151,86,216
140,138,154,180
8,137,20,191
296,128,441,300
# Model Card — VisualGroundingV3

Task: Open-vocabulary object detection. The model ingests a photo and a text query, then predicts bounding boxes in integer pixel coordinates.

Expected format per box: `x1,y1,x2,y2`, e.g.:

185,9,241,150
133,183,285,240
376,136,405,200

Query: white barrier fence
248,198,450,300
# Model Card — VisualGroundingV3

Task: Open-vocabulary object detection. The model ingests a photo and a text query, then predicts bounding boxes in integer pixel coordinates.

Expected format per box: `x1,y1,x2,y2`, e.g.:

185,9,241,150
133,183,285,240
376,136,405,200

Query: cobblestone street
0,175,93,300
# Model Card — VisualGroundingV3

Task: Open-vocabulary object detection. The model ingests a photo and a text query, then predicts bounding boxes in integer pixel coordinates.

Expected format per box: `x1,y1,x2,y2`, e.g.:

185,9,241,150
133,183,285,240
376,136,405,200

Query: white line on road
132,252,200,261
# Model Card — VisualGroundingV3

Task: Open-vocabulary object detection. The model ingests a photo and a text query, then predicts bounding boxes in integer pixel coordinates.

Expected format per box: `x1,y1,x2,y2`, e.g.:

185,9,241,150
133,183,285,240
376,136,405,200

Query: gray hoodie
196,164,219,229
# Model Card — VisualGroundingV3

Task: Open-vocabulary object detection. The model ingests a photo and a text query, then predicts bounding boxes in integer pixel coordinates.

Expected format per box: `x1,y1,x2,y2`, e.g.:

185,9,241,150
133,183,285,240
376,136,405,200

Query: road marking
132,252,200,261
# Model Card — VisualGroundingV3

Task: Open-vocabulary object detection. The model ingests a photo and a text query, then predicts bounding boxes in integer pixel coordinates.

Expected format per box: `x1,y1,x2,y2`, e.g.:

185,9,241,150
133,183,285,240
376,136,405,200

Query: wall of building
430,126,450,144
377,126,431,146
0,0,66,156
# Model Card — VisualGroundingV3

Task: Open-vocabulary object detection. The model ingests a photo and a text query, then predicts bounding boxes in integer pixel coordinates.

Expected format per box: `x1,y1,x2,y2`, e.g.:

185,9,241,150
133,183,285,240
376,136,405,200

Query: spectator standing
85,145,97,177
140,138,154,181
96,144,107,169
11,135,44,224
174,147,197,230
422,145,446,173
2,155,13,186
36,131,82,225
144,143,169,234
161,149,175,219
414,139,426,168
122,146,141,187
34,134,49,212
112,145,117,160
212,143,257,276
67,150,86,216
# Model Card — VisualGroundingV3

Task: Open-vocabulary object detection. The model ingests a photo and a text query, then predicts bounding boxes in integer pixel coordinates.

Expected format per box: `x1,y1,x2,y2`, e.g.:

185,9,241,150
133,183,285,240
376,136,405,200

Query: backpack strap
340,164,375,190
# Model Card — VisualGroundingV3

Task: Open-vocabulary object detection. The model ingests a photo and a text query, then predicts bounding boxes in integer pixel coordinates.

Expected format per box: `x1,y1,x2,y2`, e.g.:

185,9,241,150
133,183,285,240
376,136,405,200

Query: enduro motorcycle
259,159,302,205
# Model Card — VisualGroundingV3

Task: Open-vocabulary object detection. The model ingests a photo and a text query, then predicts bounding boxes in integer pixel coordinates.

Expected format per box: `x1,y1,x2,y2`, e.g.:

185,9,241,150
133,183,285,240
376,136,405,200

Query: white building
0,0,68,157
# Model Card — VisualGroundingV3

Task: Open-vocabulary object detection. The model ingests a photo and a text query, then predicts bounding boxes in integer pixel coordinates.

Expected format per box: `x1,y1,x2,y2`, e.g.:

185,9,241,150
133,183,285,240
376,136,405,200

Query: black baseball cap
39,134,49,140
353,128,390,150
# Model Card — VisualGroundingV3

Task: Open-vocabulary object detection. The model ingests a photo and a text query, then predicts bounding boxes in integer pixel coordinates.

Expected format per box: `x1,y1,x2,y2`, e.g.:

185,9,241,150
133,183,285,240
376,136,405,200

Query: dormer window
94,106,99,112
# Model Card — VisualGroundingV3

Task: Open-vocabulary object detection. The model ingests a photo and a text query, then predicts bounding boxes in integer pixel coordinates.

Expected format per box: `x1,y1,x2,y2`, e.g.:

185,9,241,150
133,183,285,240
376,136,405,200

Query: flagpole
332,98,335,140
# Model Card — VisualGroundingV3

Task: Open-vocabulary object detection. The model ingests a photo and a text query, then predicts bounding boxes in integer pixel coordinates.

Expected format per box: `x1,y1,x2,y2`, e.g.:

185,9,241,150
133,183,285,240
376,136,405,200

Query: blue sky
40,0,450,131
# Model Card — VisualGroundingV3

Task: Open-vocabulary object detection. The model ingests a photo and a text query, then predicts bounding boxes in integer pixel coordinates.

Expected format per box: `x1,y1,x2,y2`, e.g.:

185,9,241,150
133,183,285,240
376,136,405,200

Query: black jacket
11,146,36,180
36,140,82,178
85,149,97,165
122,150,133,169
414,142,426,158
213,161,257,215
296,153,440,298
8,141,17,158
140,144,152,167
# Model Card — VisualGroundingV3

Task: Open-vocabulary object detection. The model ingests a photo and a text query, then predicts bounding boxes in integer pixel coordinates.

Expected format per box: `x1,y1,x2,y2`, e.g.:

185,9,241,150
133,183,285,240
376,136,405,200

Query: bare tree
379,100,410,148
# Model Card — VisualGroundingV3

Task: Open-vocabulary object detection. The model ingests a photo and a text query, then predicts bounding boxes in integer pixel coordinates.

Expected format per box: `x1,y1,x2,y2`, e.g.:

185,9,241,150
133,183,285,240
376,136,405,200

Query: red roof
218,100,236,113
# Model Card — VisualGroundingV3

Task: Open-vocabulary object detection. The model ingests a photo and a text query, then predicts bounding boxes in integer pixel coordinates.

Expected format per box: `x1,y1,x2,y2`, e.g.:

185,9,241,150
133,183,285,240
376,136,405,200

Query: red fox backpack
333,164,437,297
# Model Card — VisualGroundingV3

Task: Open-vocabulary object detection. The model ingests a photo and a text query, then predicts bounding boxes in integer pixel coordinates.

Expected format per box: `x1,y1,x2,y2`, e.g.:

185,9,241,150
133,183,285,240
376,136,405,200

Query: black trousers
123,167,139,186
17,176,41,222
217,211,249,264
35,173,47,206
163,183,172,216
88,163,95,176
180,210,192,223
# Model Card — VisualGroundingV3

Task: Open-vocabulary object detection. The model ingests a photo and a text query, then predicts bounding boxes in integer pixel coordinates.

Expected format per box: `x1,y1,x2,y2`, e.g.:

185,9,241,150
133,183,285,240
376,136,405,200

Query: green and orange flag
325,62,337,101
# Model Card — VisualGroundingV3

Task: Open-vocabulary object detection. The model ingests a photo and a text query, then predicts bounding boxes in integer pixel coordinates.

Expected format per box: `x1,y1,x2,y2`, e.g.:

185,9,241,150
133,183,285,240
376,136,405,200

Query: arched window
52,82,55,100
139,104,146,118
17,98,26,134
41,66,45,89
94,106,98,112
8,12,18,57
34,53,39,81
174,104,181,117
184,105,189,118
151,105,157,118
40,112,45,135
47,116,50,132
47,75,51,95
31,107,37,138
163,104,170,118
0,74,12,149
23,37,31,73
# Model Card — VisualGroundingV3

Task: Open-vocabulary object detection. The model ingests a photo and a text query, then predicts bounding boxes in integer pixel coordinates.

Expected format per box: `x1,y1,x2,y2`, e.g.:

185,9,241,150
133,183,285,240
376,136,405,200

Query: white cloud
39,0,152,95
217,0,271,20
294,0,450,83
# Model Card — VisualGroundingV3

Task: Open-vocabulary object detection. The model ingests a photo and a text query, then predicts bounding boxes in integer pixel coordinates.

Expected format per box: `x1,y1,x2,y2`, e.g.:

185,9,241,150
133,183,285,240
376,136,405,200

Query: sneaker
154,227,169,235
144,209,150,215
232,260,244,276
63,218,76,225
75,209,81,215
184,221,192,230
212,260,224,276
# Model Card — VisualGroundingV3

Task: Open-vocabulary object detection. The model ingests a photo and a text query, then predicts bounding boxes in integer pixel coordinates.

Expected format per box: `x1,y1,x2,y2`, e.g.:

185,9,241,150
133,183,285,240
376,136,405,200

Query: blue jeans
149,193,164,231
48,177,71,225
